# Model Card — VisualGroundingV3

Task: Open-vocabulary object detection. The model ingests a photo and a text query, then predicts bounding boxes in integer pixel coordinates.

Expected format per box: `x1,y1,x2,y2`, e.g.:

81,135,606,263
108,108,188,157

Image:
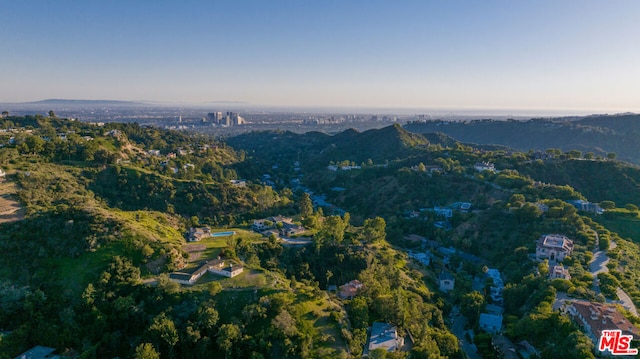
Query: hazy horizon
3,1,640,113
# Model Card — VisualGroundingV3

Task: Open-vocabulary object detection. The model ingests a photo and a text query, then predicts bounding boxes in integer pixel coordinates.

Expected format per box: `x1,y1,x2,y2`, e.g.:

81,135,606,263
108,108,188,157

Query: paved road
617,288,639,317
588,240,638,316
450,313,481,359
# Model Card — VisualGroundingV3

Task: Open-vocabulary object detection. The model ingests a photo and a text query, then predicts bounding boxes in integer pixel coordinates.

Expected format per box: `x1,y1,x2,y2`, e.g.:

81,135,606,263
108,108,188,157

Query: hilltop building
567,199,604,215
169,258,244,285
536,234,574,263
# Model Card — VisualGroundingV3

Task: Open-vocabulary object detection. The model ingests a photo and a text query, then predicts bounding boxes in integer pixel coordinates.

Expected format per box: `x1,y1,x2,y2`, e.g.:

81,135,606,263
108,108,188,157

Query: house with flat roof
368,322,405,353
536,234,574,263
550,264,571,280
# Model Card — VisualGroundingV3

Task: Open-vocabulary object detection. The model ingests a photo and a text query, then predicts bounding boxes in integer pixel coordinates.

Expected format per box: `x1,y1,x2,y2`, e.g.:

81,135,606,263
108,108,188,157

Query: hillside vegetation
405,114,640,164
3,116,640,359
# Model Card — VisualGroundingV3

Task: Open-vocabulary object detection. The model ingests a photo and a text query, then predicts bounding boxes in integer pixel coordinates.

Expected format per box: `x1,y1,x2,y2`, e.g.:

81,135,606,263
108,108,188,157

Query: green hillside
5,115,640,359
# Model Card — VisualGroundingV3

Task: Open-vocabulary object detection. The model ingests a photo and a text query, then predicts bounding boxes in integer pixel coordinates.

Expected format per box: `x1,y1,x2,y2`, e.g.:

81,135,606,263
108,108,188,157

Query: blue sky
2,1,639,113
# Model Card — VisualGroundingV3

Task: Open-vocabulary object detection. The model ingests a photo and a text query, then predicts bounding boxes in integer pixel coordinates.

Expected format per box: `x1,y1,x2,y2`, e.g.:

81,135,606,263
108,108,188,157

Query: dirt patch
184,244,206,252
183,243,207,261
0,178,25,223
145,256,166,274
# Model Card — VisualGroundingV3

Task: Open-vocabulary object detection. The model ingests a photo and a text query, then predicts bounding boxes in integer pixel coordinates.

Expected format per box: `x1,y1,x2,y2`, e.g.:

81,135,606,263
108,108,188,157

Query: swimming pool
211,231,235,237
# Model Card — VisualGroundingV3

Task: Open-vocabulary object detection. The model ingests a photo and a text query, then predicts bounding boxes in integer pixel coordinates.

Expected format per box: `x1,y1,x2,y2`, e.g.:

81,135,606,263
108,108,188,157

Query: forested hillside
404,114,640,164
2,116,640,359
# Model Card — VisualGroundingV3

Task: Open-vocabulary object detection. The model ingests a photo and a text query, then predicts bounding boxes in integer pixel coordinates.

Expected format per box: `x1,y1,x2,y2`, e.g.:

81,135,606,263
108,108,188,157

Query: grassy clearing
114,209,185,244
292,287,348,357
196,268,270,289
53,242,126,300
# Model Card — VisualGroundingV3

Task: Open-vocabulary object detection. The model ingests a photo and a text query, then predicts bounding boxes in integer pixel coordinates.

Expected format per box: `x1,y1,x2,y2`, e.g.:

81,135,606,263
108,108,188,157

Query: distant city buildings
207,111,244,126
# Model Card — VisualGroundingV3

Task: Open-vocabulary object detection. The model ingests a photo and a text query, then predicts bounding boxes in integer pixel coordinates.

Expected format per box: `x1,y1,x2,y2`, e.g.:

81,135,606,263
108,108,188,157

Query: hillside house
368,322,405,353
438,272,455,292
208,259,244,278
169,262,210,285
433,206,453,218
567,200,604,215
280,221,305,237
338,279,363,299
550,264,571,280
230,179,246,187
408,251,431,266
486,268,504,303
252,219,271,232
188,227,212,242
563,300,640,352
474,161,495,172
536,234,574,263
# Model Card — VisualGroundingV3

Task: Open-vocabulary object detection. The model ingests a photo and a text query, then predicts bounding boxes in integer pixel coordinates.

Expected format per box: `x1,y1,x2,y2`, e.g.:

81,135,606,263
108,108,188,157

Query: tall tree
298,192,313,218
217,323,241,359
134,343,160,359
362,217,386,242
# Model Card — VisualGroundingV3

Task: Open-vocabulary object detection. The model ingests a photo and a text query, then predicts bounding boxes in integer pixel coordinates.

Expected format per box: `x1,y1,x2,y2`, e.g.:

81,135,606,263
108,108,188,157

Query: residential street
450,312,481,359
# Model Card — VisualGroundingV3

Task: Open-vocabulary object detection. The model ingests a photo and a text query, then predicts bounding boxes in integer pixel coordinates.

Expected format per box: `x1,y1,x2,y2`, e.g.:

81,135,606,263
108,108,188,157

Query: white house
474,161,495,172
169,262,210,285
208,259,244,278
438,272,455,292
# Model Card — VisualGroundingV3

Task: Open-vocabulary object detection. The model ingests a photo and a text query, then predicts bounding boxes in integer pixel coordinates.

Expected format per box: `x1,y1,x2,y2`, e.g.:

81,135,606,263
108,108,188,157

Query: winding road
588,236,638,317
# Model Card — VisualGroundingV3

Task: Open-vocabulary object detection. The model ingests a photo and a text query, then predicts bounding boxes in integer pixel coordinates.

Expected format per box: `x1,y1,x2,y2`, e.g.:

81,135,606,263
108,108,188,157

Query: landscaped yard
182,228,262,268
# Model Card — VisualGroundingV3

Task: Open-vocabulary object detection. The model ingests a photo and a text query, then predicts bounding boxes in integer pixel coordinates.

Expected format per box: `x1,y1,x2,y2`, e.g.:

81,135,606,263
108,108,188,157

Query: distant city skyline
2,1,640,115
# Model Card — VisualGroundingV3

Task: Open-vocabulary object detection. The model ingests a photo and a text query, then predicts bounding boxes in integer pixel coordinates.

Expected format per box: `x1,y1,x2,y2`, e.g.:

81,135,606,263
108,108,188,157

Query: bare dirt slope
0,177,24,223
